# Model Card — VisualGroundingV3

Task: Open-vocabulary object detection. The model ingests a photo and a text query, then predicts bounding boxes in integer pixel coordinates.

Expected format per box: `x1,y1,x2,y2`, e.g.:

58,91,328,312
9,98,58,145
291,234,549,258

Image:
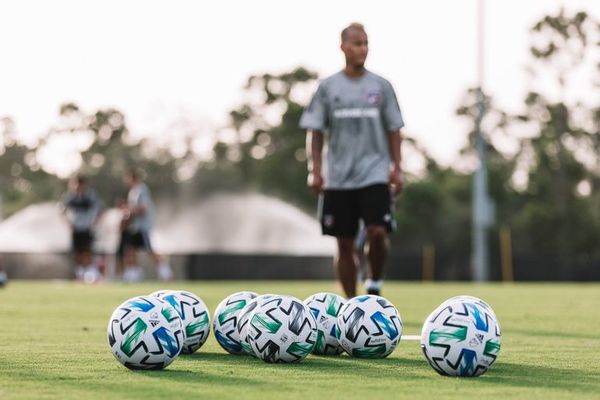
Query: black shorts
123,230,153,251
318,184,395,238
72,230,93,252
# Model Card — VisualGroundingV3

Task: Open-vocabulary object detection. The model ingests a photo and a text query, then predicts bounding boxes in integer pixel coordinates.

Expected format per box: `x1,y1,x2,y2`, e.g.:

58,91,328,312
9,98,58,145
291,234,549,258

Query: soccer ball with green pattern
107,296,183,370
213,291,258,355
246,295,317,363
420,297,501,377
236,294,276,356
337,295,402,358
303,292,346,355
153,290,210,354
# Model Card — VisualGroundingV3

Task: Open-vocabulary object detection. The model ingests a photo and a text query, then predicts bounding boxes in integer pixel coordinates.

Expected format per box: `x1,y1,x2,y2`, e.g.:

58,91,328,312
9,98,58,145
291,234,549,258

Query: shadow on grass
176,351,430,378
478,361,599,393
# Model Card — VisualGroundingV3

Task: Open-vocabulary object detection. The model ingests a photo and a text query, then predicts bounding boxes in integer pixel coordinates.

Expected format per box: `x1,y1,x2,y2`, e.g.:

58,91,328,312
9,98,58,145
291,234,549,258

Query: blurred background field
1,281,599,400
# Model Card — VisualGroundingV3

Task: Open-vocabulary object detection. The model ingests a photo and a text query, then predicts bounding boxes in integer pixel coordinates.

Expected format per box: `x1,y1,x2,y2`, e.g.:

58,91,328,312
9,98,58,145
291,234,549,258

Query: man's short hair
341,23,366,42
127,168,144,181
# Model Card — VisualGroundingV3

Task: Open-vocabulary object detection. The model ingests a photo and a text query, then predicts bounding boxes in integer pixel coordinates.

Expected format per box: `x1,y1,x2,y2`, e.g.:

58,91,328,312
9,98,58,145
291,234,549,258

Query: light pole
471,0,493,281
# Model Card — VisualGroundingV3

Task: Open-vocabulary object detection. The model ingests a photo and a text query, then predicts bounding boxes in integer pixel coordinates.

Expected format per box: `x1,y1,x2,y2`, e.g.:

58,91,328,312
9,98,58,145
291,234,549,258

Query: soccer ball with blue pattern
246,295,317,363
336,295,402,358
304,292,346,355
107,296,183,370
420,297,501,377
213,291,258,355
153,290,210,354
438,295,498,321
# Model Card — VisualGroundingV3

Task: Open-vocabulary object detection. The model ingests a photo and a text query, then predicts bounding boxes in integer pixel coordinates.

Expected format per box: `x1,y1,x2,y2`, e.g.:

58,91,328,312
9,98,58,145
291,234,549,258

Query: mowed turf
1,281,599,400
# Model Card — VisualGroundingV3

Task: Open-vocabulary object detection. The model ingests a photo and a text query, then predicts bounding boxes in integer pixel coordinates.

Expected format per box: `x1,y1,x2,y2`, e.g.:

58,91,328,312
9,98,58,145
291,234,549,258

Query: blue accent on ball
371,311,399,340
127,298,155,312
355,296,371,303
153,326,180,358
466,303,489,332
310,307,320,320
215,330,242,353
459,349,478,376
163,295,185,319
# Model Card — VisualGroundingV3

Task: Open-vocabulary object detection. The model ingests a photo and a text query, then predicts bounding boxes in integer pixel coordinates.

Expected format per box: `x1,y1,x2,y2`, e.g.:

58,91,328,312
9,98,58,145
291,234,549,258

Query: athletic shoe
123,266,144,283
158,263,173,281
83,266,101,284
367,288,380,296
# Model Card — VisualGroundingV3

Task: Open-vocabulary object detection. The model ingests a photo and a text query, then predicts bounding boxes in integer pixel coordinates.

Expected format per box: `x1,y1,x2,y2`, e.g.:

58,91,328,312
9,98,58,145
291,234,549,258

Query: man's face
125,175,135,189
341,29,368,68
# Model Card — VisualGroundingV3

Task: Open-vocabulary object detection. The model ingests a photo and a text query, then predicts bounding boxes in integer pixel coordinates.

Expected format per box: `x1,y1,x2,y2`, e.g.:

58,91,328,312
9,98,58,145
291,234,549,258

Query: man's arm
388,130,403,195
306,129,324,193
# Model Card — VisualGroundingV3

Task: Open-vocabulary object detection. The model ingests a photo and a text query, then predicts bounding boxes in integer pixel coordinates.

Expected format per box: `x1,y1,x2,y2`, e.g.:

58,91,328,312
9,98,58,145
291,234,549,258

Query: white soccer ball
213,291,258,355
235,294,276,356
246,295,317,363
438,295,498,321
337,295,402,358
303,292,346,355
420,296,501,377
153,290,210,354
107,295,183,370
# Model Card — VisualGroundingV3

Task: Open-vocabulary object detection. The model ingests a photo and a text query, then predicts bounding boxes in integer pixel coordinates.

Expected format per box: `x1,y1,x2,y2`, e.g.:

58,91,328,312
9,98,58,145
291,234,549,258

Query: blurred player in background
61,175,103,283
0,260,7,287
300,23,404,298
120,169,173,282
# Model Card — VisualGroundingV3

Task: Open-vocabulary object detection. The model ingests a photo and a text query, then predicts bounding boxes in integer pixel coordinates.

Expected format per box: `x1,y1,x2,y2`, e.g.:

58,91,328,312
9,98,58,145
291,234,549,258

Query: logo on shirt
367,91,382,105
333,108,379,119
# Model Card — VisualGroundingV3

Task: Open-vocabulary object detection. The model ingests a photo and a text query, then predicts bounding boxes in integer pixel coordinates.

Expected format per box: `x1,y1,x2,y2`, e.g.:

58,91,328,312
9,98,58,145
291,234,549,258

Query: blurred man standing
300,23,404,298
62,175,103,283
121,169,173,282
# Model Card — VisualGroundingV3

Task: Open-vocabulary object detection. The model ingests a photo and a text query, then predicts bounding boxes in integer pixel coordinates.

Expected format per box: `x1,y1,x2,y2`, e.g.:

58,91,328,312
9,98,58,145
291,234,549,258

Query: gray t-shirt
300,70,404,189
127,183,154,232
62,190,102,232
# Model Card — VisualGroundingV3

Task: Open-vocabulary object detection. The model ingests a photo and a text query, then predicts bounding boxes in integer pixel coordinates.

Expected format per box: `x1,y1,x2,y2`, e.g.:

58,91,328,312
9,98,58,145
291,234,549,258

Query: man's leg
140,230,172,281
359,184,394,296
365,225,388,295
336,238,358,298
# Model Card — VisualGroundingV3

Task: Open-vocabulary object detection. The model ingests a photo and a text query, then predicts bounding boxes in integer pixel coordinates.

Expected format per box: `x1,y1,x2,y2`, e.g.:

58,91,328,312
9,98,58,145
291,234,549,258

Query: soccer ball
213,291,258,355
149,289,174,298
107,295,183,370
235,294,276,356
246,295,317,363
420,297,501,377
438,295,498,321
153,290,210,354
337,295,402,358
303,292,346,355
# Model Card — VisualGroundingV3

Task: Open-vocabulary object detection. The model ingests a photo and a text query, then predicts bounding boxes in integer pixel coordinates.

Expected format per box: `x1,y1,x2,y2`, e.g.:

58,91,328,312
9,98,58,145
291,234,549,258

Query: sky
1,0,599,176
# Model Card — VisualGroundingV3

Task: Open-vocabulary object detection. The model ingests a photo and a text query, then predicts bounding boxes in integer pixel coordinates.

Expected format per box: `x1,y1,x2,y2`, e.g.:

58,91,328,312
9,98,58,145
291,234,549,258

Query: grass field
1,281,599,400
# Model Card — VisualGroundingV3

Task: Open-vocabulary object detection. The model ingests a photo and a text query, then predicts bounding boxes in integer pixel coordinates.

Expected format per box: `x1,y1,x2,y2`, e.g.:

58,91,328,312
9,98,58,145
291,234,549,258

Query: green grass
1,281,599,399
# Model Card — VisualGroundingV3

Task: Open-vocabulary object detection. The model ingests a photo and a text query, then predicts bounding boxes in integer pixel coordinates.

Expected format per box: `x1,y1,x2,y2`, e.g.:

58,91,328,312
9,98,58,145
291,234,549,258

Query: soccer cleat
124,267,144,283
366,288,380,296
158,264,173,281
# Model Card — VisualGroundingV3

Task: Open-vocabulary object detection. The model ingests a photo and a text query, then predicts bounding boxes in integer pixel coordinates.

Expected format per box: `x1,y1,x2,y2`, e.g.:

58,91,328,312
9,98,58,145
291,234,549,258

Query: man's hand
389,165,403,196
307,172,324,194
